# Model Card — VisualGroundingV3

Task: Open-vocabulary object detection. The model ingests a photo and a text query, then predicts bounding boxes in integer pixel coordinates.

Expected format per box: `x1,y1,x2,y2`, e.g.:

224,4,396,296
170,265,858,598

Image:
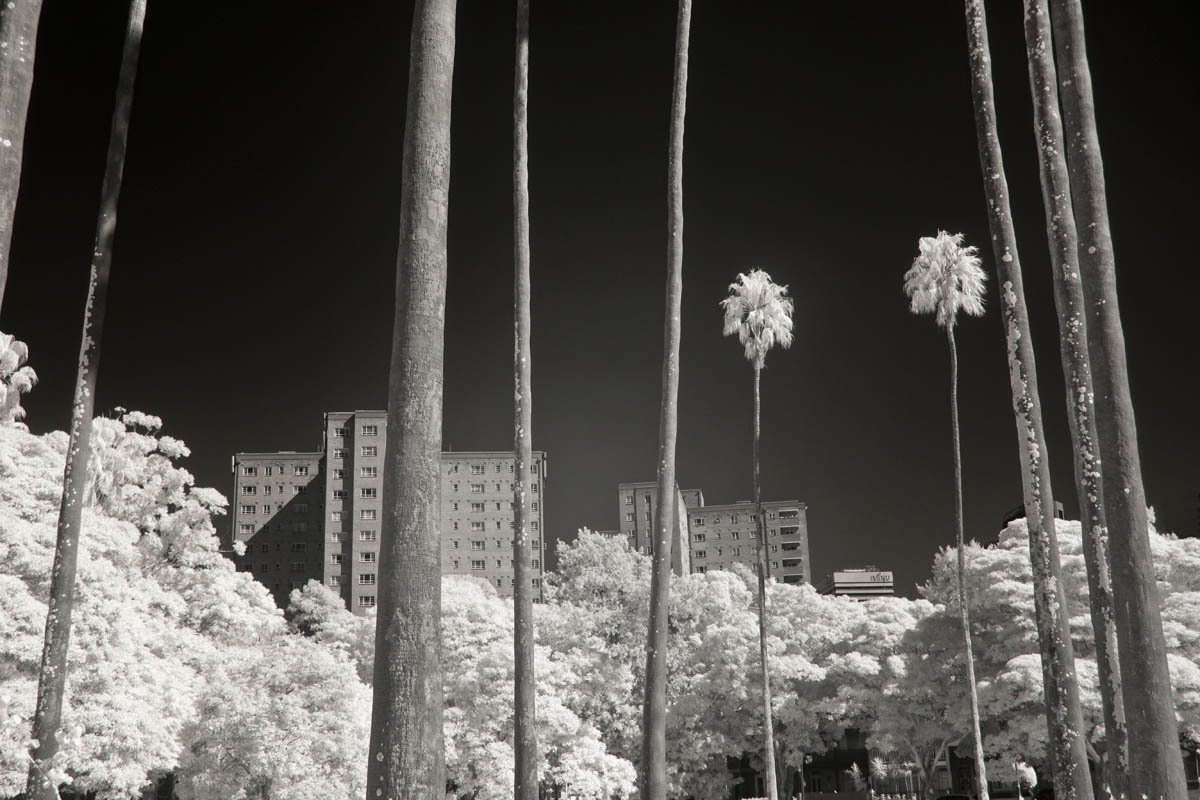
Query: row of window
241,484,305,496
239,503,309,515
331,467,377,479
330,530,377,542
448,462,539,475
453,482,538,494
332,446,379,459
693,566,805,580
330,552,376,565
332,425,379,438
241,465,311,477
693,546,802,559
449,558,540,571
251,562,308,573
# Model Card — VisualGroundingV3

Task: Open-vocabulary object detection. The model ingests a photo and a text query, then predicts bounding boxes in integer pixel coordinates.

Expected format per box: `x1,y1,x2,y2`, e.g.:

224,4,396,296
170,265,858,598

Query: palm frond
902,231,986,330
720,269,794,368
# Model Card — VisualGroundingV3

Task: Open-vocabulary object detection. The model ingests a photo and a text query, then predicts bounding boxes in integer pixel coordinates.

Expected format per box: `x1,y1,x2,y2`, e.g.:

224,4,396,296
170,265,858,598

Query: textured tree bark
752,364,778,800
945,326,989,800
1021,2,1127,795
1047,2,1187,797
511,0,537,797
25,2,146,797
0,0,43,314
641,3,689,797
366,1,456,798
961,4,1094,798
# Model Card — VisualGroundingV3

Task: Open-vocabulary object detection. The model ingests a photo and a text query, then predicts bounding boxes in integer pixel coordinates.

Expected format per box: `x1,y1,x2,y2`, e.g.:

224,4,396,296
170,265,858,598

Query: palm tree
641,2,690,798
721,268,793,800
0,0,45,314
902,231,989,800
25,1,147,797
512,0,537,797
1047,2,1187,796
1020,1,1125,794
961,3,1099,798
366,1,457,798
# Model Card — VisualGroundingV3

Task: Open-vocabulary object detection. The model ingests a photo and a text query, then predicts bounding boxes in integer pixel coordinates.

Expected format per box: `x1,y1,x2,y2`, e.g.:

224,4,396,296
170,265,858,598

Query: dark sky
3,1,1196,595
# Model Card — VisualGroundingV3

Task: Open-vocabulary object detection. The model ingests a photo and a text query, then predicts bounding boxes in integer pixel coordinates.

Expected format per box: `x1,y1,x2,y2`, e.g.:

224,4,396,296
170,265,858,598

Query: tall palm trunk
641,3,689,797
961,4,1094,798
367,1,456,798
0,0,43,314
25,2,146,797
945,327,988,800
1021,2,1126,795
1047,2,1186,797
752,364,778,800
512,0,537,797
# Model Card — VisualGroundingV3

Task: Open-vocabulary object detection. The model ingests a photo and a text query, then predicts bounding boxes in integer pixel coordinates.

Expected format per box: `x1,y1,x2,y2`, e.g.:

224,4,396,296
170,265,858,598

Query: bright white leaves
720,269,794,370
903,231,987,330
0,331,37,426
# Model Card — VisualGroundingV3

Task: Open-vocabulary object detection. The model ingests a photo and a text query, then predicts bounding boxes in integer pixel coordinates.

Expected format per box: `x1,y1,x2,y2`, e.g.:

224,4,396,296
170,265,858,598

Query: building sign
833,570,893,584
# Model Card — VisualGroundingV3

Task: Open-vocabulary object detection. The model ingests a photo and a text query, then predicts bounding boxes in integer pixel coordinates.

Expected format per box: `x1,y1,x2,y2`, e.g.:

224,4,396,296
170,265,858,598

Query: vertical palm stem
753,364,778,800
25,2,146,797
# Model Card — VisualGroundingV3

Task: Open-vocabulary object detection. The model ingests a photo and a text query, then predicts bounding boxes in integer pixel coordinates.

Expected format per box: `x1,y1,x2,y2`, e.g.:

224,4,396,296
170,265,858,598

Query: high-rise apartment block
613,482,811,584
230,410,546,613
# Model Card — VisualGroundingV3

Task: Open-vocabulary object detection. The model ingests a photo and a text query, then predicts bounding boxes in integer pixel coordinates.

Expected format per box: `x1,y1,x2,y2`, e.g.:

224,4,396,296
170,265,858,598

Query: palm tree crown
721,269,794,369
903,231,986,329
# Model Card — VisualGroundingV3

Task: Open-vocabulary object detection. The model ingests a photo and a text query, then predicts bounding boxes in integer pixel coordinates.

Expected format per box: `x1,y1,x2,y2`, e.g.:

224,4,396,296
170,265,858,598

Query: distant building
617,481,700,575
818,567,895,600
616,482,811,584
230,410,546,614
1001,500,1065,528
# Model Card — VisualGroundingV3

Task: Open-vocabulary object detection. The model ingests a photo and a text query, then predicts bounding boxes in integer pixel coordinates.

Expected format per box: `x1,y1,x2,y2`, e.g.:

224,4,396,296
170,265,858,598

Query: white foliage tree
0,331,35,425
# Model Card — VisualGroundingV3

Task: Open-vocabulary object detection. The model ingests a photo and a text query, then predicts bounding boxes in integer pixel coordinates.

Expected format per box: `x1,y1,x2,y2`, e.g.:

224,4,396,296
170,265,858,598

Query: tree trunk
24,2,146,797
753,364,779,800
0,0,43,314
945,326,989,800
1047,2,1187,797
512,1,537,797
366,1,456,798
960,4,1094,798
1020,2,1127,796
640,3,689,798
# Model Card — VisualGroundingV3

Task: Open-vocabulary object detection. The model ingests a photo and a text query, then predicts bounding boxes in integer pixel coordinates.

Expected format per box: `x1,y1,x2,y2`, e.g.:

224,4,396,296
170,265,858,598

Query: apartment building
229,411,547,614
229,451,326,609
687,500,810,584
617,481,701,575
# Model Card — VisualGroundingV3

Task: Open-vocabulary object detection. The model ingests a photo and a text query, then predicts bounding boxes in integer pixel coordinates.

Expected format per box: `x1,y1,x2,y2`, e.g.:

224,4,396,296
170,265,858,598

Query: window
294,466,309,476
240,504,256,515
292,522,308,533
532,502,538,511
359,573,376,585
624,512,634,522
693,517,704,526
470,521,485,532
452,502,459,511
239,523,254,535
532,578,541,588
258,563,268,572
331,554,343,565
260,543,270,553
624,495,633,505
360,466,377,478
361,446,378,457
331,531,345,542
264,466,273,476
693,532,705,542
331,511,342,522
241,466,257,477
332,448,346,459
333,489,346,500
332,426,346,438
263,485,272,495
291,543,306,553
532,559,540,569
359,530,377,542
471,540,485,550
695,565,707,574
494,483,502,492
361,424,378,436
532,539,539,548
771,561,779,569
360,509,377,521
470,502,485,513
532,482,539,493
768,512,776,520
452,540,459,549
358,595,375,609
470,465,485,475
332,468,344,480
470,484,484,494
290,561,304,572
452,558,460,569
359,552,377,563
241,485,257,495
531,464,538,474
771,544,779,553
360,488,377,499
644,511,651,521
694,550,707,559
750,514,758,522
295,503,308,513
292,486,302,494
729,514,738,523
329,575,341,587
731,531,741,540
471,559,486,570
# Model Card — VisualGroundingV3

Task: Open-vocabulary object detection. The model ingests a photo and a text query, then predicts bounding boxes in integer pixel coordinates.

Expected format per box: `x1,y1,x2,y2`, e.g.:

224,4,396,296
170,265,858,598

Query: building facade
617,481,701,575
687,500,810,584
230,410,546,614
818,567,895,600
